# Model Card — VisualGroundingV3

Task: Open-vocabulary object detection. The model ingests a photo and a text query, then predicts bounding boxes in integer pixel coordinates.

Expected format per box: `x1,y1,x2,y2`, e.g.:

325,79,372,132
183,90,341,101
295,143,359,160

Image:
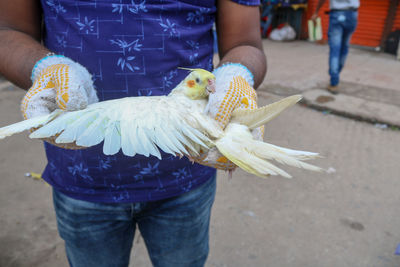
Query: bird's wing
26,96,216,158
230,95,302,129
0,110,63,139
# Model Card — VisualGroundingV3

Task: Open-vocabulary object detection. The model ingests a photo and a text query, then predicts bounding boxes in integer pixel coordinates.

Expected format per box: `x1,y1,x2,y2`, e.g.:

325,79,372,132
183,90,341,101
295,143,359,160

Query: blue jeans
328,10,358,86
53,176,216,267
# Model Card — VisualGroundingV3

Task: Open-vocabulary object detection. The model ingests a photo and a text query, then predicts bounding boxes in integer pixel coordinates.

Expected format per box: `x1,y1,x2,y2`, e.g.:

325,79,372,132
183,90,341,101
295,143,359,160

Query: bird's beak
206,78,216,94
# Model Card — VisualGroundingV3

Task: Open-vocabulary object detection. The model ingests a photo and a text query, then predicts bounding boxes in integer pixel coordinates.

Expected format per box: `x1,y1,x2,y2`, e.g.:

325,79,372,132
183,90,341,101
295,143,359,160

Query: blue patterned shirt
40,0,260,203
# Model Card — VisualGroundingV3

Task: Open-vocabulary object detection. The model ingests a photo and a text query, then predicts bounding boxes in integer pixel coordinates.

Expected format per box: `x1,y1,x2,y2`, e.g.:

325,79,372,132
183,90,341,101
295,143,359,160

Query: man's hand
205,63,257,129
312,0,327,21
21,55,98,119
311,13,319,21
192,63,263,173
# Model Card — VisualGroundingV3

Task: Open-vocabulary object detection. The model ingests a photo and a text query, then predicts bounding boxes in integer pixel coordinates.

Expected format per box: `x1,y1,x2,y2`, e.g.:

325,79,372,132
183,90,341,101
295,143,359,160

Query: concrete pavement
261,40,400,127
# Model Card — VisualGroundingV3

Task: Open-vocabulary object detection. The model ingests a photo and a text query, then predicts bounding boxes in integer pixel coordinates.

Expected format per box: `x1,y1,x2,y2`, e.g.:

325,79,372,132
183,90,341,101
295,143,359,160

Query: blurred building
306,0,400,52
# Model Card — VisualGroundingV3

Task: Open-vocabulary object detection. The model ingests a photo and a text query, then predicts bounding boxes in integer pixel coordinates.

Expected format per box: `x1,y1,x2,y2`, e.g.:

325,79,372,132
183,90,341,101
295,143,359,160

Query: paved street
262,40,400,127
0,40,400,266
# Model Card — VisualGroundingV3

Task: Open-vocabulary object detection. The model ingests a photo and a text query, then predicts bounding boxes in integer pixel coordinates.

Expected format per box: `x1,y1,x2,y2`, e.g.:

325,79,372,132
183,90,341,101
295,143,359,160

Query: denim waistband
330,8,358,12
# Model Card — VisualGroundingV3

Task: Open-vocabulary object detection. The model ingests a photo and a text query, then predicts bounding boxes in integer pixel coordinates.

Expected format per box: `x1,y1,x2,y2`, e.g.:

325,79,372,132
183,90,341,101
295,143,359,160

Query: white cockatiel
0,69,322,178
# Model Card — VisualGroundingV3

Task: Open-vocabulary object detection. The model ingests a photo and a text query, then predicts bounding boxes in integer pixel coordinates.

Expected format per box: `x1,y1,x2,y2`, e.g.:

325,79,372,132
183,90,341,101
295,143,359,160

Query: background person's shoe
327,85,339,94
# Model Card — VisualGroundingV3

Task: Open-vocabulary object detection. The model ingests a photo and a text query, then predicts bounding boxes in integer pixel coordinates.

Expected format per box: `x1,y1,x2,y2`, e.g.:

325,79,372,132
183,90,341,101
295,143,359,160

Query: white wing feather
75,116,107,147
103,121,121,155
230,95,302,129
0,110,62,139
30,111,91,139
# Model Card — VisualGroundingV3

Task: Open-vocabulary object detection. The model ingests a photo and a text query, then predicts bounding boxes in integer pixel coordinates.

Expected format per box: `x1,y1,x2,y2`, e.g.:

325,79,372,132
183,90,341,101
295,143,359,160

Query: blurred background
261,0,400,56
1,1,400,266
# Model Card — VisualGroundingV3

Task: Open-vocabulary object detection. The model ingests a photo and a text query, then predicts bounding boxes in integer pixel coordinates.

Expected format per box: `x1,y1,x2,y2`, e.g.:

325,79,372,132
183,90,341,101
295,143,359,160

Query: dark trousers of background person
328,10,358,86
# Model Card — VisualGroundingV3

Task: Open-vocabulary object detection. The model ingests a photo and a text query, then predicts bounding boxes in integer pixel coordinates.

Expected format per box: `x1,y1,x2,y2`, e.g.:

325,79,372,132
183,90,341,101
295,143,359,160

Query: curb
0,81,13,91
258,88,400,129
301,89,400,128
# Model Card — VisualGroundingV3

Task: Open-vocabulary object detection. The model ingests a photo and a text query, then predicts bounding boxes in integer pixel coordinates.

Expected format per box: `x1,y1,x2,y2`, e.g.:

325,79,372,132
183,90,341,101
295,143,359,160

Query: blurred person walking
312,0,359,94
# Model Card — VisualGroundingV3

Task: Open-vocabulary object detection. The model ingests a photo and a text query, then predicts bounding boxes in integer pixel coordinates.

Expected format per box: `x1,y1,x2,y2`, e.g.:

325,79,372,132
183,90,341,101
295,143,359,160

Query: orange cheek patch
187,80,195,88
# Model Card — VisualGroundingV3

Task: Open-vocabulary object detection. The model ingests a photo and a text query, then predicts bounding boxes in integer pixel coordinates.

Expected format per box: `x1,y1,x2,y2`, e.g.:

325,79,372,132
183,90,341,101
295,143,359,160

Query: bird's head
180,69,216,100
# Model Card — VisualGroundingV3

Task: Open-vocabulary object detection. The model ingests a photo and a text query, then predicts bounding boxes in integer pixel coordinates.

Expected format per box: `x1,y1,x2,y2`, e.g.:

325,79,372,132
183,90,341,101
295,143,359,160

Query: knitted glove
21,54,98,120
193,63,264,173
205,63,257,129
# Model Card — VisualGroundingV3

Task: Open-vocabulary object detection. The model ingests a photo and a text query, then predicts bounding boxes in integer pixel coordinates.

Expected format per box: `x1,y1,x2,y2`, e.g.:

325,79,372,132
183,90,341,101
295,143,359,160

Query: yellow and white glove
195,63,263,172
21,54,98,120
205,63,257,129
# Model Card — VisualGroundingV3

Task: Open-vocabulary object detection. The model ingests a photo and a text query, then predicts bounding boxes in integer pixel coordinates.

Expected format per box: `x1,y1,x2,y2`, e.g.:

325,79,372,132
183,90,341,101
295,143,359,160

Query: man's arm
311,0,328,19
216,0,266,89
0,1,50,89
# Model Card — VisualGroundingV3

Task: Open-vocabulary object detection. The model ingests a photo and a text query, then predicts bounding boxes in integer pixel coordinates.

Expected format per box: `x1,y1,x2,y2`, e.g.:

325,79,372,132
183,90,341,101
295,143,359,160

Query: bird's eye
195,78,200,84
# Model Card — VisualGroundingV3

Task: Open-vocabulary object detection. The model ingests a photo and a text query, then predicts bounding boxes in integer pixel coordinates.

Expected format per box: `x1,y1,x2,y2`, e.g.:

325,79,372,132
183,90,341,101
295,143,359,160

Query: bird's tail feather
215,124,323,178
256,142,321,161
217,138,292,178
0,110,62,140
251,140,323,172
